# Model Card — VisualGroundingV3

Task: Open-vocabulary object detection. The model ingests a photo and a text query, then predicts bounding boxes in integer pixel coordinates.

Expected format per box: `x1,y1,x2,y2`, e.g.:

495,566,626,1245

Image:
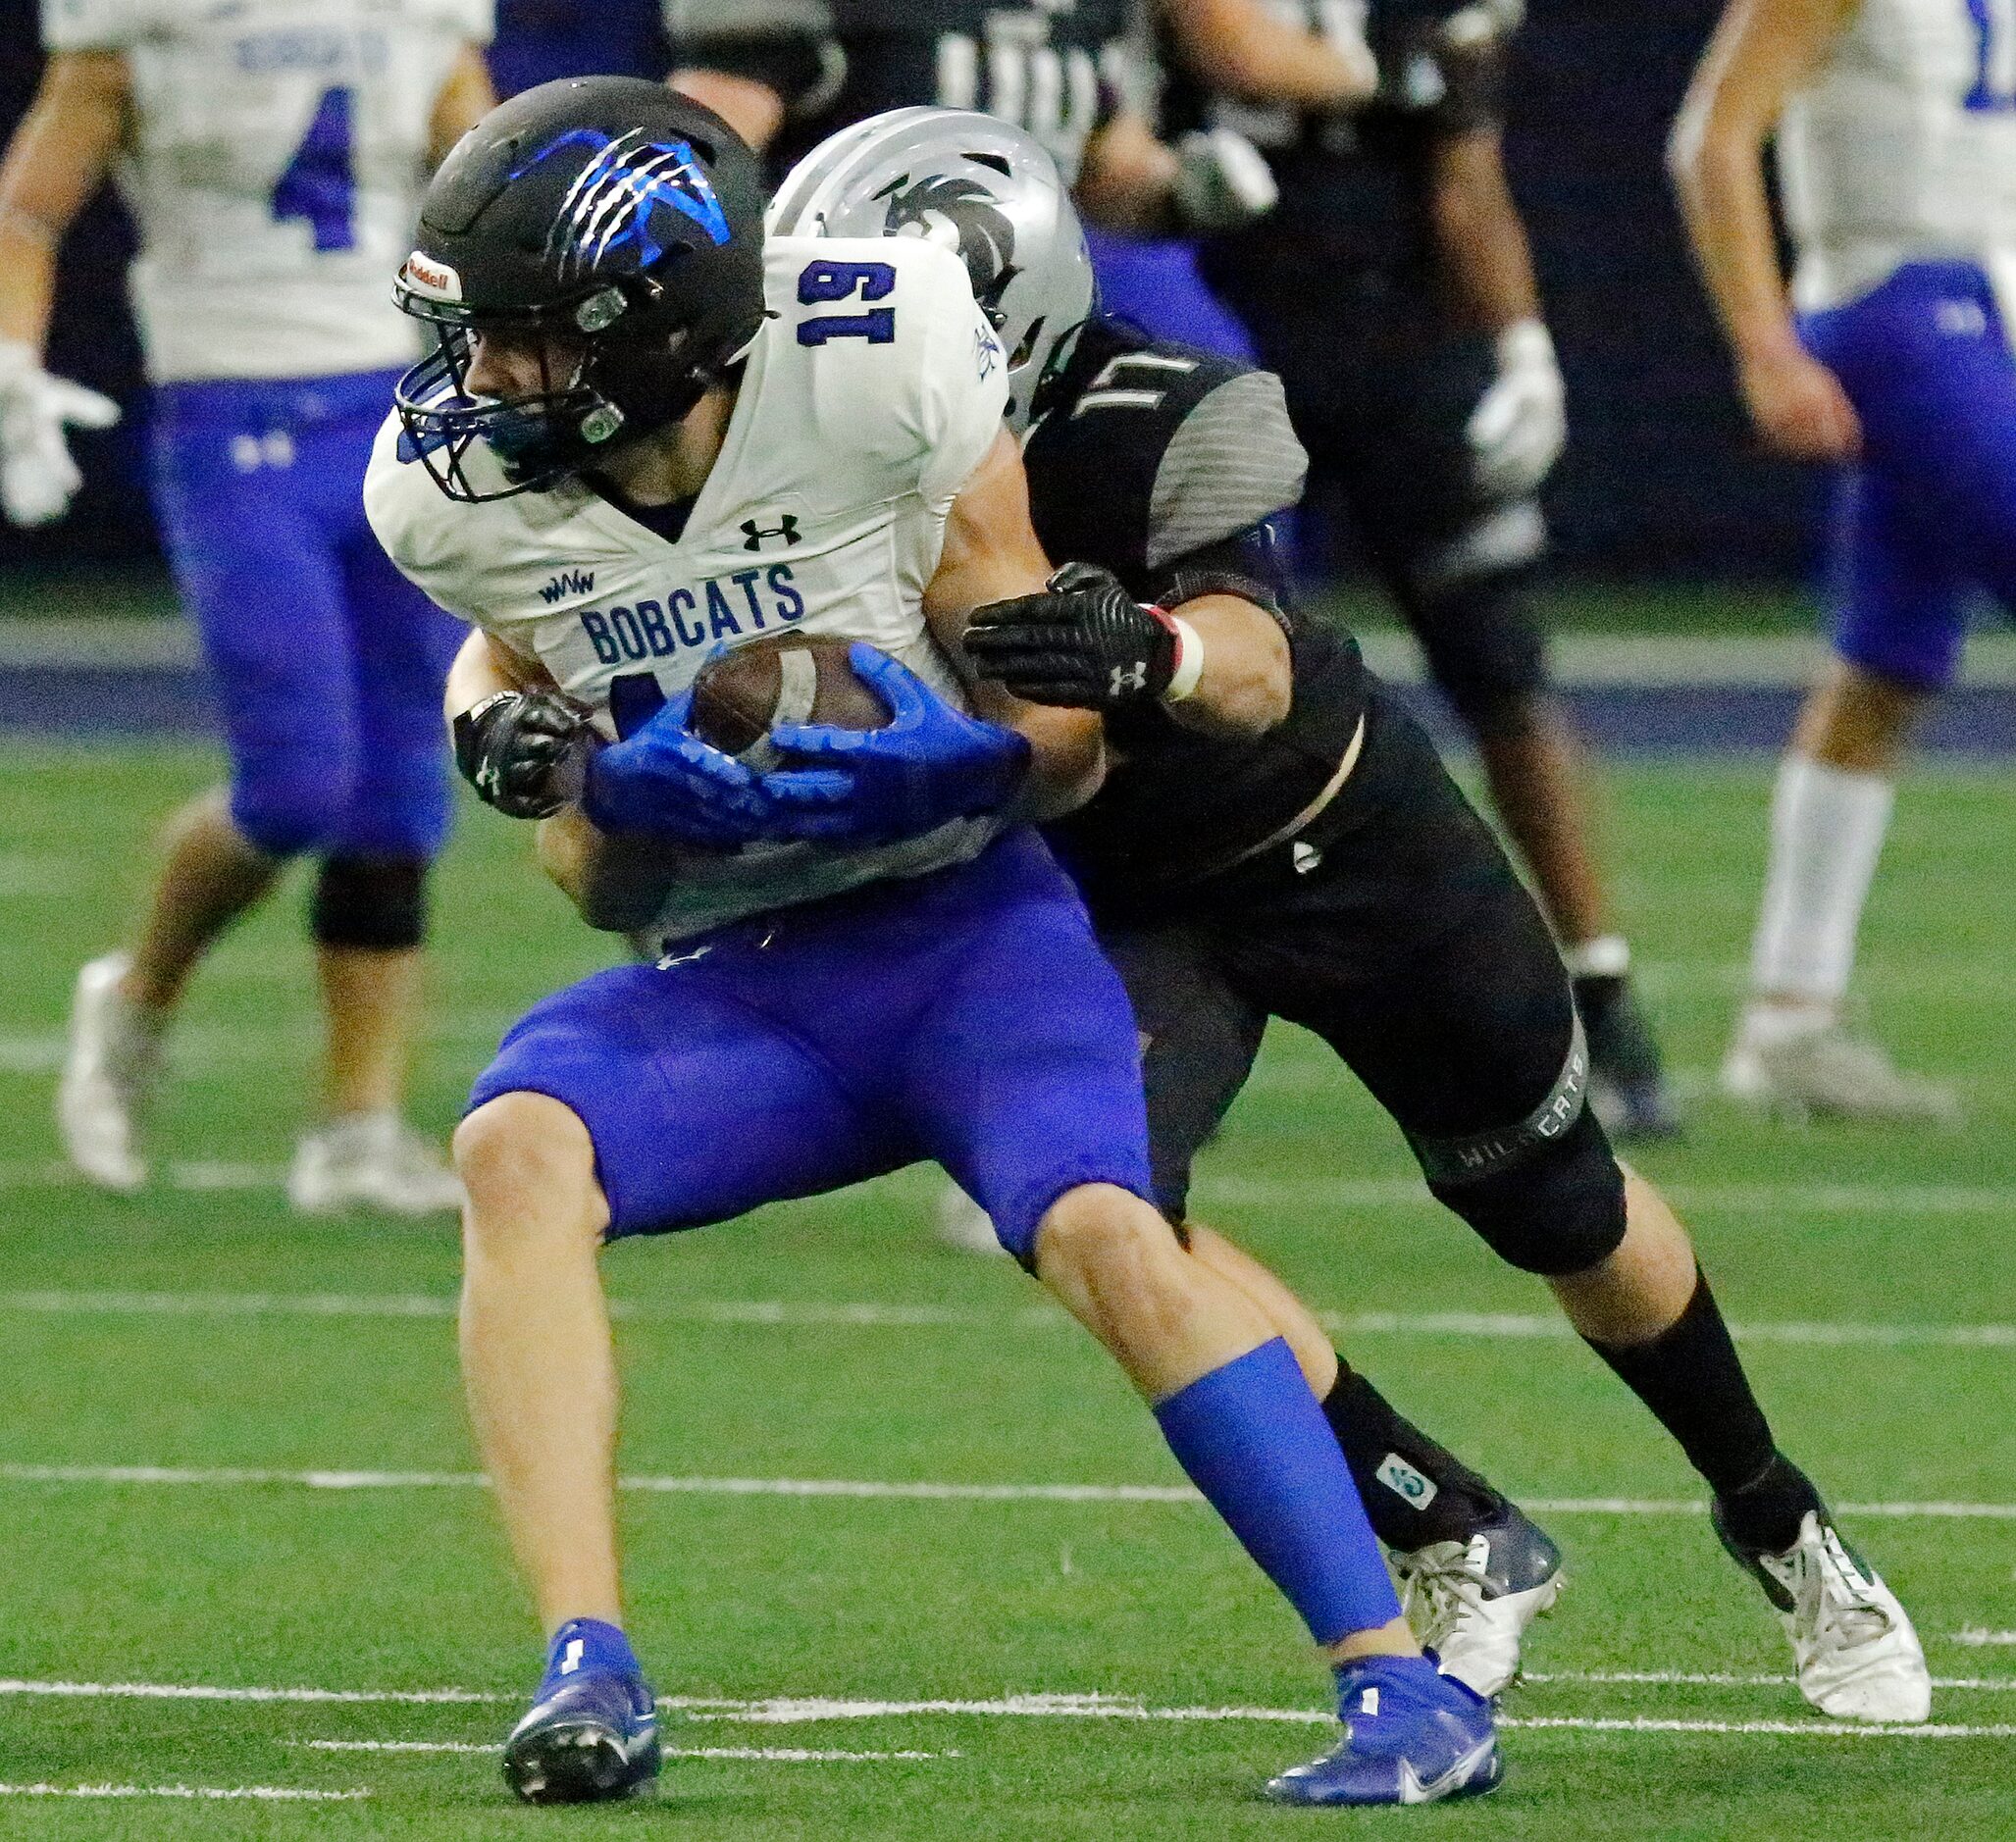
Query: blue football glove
767,643,1030,846
583,676,851,848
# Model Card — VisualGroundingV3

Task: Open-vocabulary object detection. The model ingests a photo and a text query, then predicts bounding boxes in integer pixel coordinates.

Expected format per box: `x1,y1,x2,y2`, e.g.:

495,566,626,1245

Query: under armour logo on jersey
1293,841,1322,876
558,1637,585,1677
1360,1686,1381,1716
741,515,801,551
1110,661,1149,696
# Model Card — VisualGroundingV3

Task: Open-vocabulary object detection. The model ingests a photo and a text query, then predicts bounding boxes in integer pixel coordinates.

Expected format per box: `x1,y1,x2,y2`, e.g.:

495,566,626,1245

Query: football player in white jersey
1674,0,2016,1118
367,77,1502,1808
0,0,493,1208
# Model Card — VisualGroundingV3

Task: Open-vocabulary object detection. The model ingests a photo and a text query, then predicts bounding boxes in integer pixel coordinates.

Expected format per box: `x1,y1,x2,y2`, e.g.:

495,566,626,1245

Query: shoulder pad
1147,370,1307,571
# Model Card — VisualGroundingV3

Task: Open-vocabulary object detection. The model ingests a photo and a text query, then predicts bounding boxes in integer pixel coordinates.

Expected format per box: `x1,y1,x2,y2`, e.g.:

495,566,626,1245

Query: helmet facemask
393,276,729,502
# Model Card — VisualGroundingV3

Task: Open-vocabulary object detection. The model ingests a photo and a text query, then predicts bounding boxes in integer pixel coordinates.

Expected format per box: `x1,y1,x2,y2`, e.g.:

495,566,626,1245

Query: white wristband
1162,615,1206,703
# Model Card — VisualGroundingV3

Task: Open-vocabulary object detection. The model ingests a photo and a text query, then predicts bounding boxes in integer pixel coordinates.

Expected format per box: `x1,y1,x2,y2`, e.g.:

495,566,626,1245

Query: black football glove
964,562,1181,710
452,690,590,819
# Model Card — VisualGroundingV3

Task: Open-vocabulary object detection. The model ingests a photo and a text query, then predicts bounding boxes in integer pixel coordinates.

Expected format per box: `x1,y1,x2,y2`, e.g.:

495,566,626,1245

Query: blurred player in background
1673,0,2012,1120
372,77,1501,1808
662,0,1283,251
0,0,493,1209
1162,0,1678,1141
770,105,1932,1728
1083,0,1376,358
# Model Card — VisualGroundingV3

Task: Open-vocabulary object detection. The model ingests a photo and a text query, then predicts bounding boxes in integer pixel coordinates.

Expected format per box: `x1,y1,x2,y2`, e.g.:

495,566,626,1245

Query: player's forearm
1162,593,1291,740
1671,120,1796,366
445,628,510,722
1160,0,1374,108
1073,112,1182,236
1669,0,1857,365
0,53,129,350
979,686,1109,822
0,230,59,351
536,808,679,935
1427,132,1542,334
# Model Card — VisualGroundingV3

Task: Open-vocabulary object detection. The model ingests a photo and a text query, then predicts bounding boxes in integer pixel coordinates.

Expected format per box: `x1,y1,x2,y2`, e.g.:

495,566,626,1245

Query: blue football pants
1802,260,2016,691
148,370,462,859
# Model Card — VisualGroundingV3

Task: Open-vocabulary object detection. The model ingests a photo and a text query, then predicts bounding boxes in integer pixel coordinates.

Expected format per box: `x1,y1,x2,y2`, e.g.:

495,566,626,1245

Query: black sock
1319,1363,1508,1552
1583,1270,1819,1552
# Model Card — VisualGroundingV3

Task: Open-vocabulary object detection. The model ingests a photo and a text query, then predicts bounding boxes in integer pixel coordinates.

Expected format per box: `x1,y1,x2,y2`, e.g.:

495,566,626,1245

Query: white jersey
41,0,492,383
367,233,1012,943
1779,0,2016,310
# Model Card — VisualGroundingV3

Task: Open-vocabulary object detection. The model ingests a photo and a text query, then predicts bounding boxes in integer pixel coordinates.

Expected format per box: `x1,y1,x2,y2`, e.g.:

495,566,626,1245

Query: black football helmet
391,77,767,501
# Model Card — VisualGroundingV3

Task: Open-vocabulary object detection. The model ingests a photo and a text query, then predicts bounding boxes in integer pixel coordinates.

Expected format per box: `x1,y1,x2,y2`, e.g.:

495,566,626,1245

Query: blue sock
1154,1339,1403,1646
538,1617,642,1695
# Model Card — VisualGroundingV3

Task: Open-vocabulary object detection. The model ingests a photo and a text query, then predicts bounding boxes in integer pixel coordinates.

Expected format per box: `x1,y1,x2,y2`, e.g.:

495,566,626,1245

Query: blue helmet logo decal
513,128,732,277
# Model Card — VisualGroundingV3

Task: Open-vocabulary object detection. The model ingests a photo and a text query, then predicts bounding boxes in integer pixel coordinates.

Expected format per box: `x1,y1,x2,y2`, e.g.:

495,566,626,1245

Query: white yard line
1,1460,2011,1519
2,1678,2010,1743
1498,1715,2016,1740
0,1780,367,1801
0,1677,504,1705
1952,1629,2016,1647
1528,1671,2016,1693
302,1739,950,1762
5,1288,2013,1353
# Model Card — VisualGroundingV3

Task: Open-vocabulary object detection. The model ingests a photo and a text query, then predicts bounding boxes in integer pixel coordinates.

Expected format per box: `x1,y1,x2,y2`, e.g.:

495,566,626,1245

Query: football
689,634,892,768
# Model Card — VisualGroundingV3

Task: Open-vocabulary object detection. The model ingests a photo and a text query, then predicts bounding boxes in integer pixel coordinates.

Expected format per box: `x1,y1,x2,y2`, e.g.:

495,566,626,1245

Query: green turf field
0,742,2011,1839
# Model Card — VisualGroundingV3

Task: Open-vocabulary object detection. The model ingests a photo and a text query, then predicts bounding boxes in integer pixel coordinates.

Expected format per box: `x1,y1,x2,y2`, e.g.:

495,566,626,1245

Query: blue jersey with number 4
39,0,492,382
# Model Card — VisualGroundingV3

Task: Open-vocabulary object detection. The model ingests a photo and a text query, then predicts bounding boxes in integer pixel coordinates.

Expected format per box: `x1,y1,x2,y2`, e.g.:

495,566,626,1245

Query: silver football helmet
767,107,1096,434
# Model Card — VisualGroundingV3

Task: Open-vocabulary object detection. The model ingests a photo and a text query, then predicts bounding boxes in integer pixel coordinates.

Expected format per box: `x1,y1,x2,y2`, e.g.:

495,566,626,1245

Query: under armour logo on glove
965,563,1180,711
741,514,801,550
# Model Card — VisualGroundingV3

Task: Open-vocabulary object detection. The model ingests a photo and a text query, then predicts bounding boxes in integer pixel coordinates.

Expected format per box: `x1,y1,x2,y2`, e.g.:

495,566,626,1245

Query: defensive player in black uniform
662,0,1289,250
456,104,1933,1725
761,108,1932,1726
1163,0,1678,1139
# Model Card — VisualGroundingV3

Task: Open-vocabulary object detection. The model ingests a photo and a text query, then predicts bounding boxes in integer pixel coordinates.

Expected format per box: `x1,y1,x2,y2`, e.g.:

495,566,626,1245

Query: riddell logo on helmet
402,253,463,300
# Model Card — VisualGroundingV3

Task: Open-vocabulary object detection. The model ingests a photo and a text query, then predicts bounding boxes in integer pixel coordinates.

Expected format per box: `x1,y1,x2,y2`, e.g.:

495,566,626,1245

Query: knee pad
1428,1106,1628,1276
1400,504,1549,734
1409,577,1548,734
310,854,430,950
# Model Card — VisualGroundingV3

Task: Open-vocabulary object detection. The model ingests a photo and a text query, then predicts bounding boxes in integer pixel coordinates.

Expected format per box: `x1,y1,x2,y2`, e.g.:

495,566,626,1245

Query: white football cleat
1391,1504,1565,1699
1721,1022,1959,1124
1717,1506,1932,1723
933,1180,1009,1256
287,1111,464,1217
56,952,161,1193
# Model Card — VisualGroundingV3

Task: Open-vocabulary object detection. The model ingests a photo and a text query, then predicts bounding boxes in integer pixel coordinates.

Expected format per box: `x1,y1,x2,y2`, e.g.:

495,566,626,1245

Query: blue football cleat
501,1619,661,1806
1265,1655,1503,1808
